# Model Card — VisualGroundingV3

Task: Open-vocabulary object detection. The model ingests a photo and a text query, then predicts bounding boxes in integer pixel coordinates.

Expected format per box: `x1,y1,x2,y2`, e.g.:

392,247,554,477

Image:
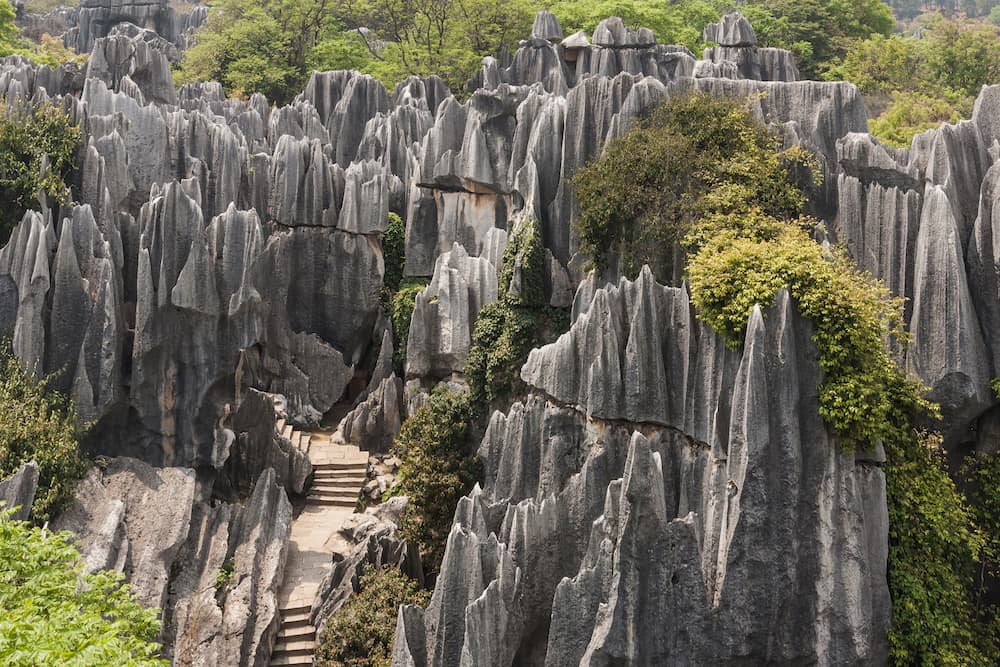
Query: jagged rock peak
703,11,757,47
592,16,656,48
531,11,563,42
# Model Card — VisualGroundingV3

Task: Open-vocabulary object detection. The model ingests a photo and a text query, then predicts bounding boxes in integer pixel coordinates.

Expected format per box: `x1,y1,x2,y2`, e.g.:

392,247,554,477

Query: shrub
0,102,81,243
0,351,88,523
687,224,933,452
389,279,429,376
381,212,406,298
573,92,813,284
315,567,430,667
0,509,167,666
392,389,480,573
466,217,569,409
886,435,998,665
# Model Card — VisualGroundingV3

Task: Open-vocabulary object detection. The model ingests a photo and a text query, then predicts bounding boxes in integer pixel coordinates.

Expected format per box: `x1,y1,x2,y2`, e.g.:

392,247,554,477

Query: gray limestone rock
406,243,498,379
51,457,196,609
341,375,405,454
398,275,891,666
166,468,292,667
311,508,422,633
0,461,39,521
703,11,757,47
531,11,563,42
908,185,991,427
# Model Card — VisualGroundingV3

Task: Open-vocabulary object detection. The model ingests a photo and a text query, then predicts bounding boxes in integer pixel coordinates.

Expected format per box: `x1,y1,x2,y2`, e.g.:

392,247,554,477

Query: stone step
279,605,312,622
311,460,367,470
269,652,313,666
277,624,316,641
279,612,312,630
308,496,358,508
312,472,367,482
308,488,361,500
309,484,364,496
281,423,294,441
300,434,311,452
275,417,286,434
271,639,316,656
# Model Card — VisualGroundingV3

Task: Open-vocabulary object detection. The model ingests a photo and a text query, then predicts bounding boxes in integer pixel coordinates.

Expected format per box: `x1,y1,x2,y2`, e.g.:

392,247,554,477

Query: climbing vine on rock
576,90,998,664
0,351,88,523
315,566,430,667
465,216,569,410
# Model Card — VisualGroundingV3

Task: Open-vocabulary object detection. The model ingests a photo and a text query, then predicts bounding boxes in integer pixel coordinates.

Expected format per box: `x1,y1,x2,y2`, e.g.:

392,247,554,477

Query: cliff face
393,274,890,666
1,8,999,665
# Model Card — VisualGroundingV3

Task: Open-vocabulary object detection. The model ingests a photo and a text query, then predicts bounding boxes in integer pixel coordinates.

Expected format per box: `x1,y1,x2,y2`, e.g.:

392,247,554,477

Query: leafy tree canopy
0,509,167,667
0,351,88,523
829,14,1000,146
314,566,430,667
0,102,81,244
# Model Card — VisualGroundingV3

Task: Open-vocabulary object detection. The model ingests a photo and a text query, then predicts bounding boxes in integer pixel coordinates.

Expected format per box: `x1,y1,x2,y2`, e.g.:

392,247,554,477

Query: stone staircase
270,426,368,667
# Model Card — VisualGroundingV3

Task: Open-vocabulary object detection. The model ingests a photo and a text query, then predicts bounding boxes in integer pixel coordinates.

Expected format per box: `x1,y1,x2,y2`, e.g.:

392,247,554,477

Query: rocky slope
1,8,998,666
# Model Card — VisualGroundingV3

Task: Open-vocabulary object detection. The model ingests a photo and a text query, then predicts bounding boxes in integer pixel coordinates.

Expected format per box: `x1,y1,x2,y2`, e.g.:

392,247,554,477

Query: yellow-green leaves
0,510,167,667
0,352,88,523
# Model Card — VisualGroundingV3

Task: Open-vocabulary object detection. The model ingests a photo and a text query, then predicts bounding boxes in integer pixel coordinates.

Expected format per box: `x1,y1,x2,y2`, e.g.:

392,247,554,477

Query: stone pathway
270,423,368,667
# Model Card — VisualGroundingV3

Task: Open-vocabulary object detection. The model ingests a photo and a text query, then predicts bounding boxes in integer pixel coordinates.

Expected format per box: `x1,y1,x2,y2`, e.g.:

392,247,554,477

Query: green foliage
390,279,429,376
341,0,535,92
0,2,19,55
0,352,88,523
688,224,935,452
382,212,406,297
885,435,999,665
177,0,351,104
573,92,813,285
739,0,895,79
22,0,79,13
830,16,1000,147
214,558,235,593
315,566,430,667
392,389,480,573
181,0,533,98
869,91,963,148
0,102,81,244
0,509,167,666
963,449,1000,600
466,217,569,408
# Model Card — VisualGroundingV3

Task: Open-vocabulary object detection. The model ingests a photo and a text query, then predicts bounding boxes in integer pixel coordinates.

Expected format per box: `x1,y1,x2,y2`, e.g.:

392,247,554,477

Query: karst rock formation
1,7,999,666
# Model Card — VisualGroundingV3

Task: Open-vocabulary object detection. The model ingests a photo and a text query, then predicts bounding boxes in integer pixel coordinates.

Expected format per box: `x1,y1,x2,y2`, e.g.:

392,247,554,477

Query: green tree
0,352,88,523
0,102,80,244
0,509,167,667
392,389,480,573
0,2,19,54
341,0,535,91
465,216,568,409
177,0,358,104
314,567,430,667
869,91,962,148
573,92,812,285
741,0,895,78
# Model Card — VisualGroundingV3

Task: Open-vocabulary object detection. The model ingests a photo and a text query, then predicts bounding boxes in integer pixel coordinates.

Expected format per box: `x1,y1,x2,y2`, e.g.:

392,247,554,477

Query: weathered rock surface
0,461,39,521
395,274,891,665
311,497,423,633
51,458,291,667
3,8,999,665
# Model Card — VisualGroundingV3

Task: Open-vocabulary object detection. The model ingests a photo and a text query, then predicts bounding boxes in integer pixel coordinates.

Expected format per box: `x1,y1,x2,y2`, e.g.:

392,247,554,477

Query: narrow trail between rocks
270,423,368,667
